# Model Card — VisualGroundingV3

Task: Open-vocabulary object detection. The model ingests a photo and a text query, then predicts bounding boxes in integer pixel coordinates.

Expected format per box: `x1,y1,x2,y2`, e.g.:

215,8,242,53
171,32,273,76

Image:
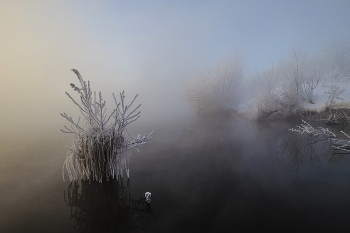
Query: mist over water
1,114,350,232
117,117,350,232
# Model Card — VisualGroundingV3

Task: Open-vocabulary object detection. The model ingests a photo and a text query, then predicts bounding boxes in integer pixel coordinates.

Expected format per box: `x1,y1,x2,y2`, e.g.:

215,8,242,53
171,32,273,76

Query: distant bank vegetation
182,39,350,124
182,52,244,116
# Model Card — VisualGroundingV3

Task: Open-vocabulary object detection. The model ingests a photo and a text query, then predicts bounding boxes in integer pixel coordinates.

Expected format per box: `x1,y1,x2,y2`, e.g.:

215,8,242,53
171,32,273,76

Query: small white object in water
145,192,151,203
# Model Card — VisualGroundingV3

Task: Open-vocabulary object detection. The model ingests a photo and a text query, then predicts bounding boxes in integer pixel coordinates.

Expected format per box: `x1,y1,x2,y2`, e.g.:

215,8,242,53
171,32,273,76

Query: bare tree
322,39,350,81
302,57,324,104
255,45,324,119
278,45,309,116
254,40,348,120
278,45,324,109
255,64,282,119
182,53,244,115
280,45,307,98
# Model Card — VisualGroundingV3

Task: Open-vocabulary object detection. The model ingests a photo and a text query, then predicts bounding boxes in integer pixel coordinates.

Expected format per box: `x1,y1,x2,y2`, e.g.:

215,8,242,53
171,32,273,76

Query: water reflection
255,120,349,184
62,118,350,232
64,178,155,232
181,115,250,164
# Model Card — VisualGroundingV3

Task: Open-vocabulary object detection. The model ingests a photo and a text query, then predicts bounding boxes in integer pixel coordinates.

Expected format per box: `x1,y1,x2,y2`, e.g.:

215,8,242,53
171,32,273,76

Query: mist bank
181,39,350,122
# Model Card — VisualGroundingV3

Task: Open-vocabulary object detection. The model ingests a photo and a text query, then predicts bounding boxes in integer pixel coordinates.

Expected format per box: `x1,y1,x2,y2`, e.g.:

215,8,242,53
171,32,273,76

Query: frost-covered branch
289,120,336,139
289,120,350,153
331,131,350,152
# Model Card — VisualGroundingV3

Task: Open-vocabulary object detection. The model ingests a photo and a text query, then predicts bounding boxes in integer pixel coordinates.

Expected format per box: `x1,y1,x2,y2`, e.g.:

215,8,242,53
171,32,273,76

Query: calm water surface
1,116,350,232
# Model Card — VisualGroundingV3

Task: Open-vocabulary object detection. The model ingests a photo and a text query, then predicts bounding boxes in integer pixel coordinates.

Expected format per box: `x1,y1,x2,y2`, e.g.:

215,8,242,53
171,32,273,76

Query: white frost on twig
289,120,350,153
289,120,336,139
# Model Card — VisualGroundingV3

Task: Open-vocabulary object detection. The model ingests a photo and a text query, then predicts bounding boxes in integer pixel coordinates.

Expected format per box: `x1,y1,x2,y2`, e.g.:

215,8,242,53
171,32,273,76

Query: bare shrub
324,85,345,108
256,45,325,119
182,54,244,115
255,65,282,119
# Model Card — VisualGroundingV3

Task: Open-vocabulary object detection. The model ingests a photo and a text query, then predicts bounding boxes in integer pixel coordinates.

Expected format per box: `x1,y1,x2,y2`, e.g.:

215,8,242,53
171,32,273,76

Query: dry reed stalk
61,69,152,182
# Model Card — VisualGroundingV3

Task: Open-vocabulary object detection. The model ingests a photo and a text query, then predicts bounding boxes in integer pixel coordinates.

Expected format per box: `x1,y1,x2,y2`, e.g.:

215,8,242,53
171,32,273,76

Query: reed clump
61,69,152,182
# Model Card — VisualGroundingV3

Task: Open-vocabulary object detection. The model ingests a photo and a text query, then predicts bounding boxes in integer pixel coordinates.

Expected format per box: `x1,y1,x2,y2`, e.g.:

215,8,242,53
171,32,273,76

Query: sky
0,0,350,135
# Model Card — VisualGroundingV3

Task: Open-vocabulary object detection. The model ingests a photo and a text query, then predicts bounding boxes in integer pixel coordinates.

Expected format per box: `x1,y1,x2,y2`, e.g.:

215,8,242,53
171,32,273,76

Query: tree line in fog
182,39,350,119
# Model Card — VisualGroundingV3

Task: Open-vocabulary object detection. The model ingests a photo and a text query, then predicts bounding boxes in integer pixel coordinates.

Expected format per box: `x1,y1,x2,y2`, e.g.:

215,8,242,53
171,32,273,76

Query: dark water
1,117,350,232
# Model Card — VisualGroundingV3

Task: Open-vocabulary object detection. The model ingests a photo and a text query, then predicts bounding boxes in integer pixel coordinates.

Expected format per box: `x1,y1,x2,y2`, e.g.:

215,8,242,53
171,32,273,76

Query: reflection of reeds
61,70,152,182
64,177,154,232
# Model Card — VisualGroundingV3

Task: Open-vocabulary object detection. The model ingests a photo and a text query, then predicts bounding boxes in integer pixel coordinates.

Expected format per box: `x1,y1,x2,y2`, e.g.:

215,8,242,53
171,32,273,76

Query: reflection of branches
64,177,155,232
286,120,350,184
253,121,329,184
279,132,324,185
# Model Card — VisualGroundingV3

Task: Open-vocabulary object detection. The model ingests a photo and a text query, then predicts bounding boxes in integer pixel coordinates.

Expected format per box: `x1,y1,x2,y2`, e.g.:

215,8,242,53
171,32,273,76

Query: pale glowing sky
0,0,350,134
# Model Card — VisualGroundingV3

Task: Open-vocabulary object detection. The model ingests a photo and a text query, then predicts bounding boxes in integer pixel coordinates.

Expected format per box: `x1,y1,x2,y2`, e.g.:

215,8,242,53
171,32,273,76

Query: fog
1,1,349,137
1,3,350,231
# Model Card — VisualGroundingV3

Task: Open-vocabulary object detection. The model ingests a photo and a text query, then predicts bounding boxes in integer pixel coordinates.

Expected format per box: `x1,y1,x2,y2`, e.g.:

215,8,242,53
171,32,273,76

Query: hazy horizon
1,1,350,135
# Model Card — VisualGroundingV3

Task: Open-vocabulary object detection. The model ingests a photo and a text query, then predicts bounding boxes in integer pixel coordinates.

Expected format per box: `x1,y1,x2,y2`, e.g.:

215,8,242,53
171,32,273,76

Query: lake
1,116,350,232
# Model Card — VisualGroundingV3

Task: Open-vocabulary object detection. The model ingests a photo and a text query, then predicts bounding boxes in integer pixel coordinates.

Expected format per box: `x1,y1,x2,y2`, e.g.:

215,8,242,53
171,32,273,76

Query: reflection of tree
64,177,155,232
278,132,325,184
254,121,348,184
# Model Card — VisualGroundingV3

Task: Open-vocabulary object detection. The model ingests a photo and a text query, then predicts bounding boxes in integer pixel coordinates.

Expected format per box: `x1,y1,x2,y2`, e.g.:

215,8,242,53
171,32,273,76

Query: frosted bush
324,85,345,108
254,66,283,119
61,70,152,182
182,54,244,115
255,45,327,119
